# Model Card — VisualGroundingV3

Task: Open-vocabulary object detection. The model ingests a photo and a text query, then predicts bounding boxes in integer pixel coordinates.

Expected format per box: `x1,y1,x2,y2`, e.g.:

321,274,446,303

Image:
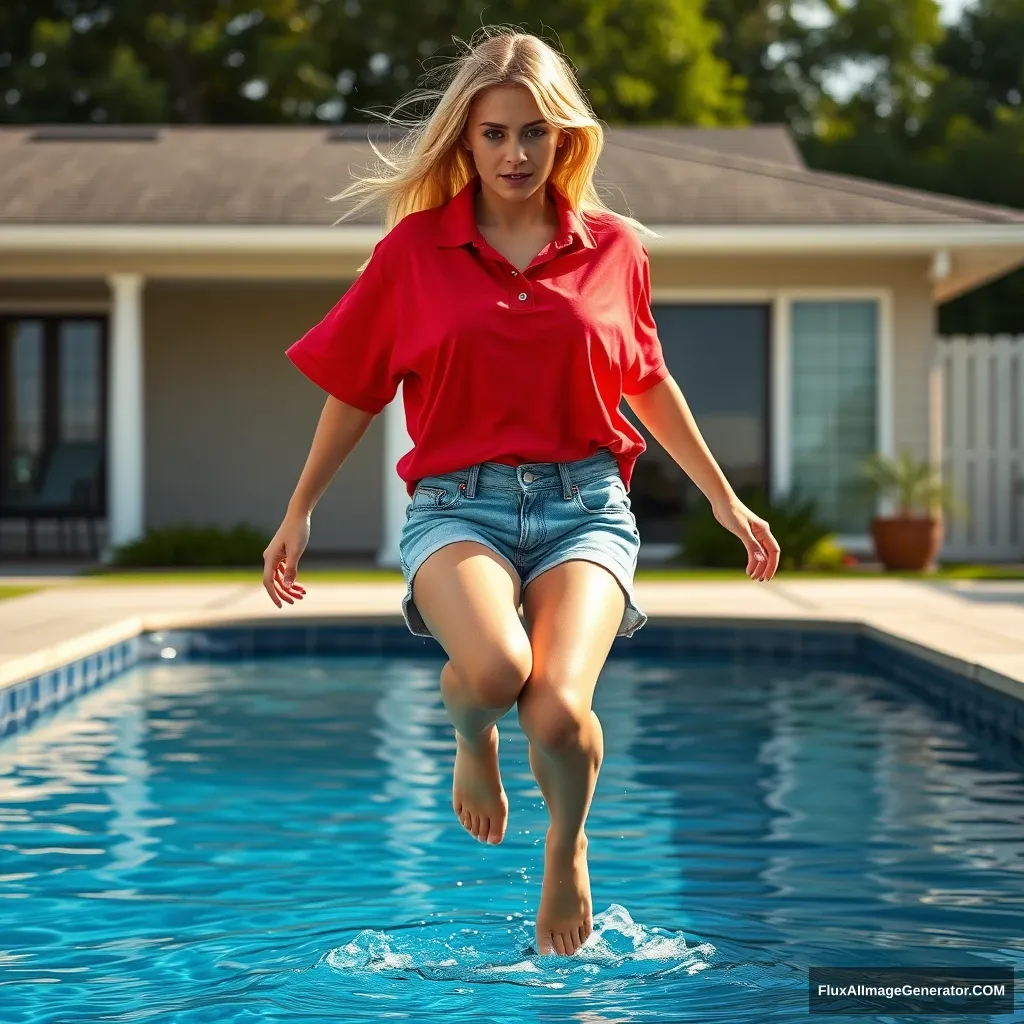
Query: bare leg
440,659,516,844
411,541,532,846
518,558,624,956
527,709,605,955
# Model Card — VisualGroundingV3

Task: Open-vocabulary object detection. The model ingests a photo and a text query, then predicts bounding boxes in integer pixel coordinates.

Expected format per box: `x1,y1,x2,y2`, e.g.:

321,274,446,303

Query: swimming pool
1,642,1022,1022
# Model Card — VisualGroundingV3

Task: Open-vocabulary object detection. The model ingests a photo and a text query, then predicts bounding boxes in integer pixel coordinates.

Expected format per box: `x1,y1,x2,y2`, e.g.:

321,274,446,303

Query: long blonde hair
328,25,657,268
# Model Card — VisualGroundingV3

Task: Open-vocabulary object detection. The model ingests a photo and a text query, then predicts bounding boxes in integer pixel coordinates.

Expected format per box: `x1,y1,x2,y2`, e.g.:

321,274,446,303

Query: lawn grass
0,585,42,601
57,563,1024,584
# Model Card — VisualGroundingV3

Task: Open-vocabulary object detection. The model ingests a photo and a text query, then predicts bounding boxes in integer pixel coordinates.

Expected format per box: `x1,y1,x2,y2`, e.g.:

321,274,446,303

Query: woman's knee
518,681,590,752
447,642,533,710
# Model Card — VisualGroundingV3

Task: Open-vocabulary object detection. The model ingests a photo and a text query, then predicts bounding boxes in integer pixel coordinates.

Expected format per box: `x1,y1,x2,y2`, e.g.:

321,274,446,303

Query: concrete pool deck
1,576,1023,703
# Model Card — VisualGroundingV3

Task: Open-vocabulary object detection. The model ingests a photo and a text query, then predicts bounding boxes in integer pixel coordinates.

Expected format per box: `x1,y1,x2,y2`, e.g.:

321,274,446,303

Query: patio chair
0,441,105,557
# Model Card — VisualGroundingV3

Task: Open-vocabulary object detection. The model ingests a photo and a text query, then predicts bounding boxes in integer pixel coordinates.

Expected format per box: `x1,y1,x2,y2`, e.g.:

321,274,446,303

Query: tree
798,0,1024,332
0,0,747,127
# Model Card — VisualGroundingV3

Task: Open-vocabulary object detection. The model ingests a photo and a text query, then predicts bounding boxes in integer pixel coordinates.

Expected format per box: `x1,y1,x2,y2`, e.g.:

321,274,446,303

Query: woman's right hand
262,508,310,607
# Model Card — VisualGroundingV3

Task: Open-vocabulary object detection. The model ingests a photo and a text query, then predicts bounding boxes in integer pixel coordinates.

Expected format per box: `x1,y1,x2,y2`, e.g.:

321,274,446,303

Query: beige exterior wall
144,280,384,555
0,253,936,556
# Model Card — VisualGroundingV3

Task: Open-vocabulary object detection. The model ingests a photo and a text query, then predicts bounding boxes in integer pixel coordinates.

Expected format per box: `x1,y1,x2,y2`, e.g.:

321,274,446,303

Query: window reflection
60,321,102,443
4,320,45,498
790,300,878,533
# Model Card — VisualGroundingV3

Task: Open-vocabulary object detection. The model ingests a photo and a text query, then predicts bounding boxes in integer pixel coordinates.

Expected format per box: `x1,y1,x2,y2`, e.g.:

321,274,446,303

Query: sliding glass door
1,316,107,512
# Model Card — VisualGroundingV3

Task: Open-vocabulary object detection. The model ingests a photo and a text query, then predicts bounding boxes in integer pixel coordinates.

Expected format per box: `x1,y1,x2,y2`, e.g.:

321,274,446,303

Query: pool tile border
0,618,1021,760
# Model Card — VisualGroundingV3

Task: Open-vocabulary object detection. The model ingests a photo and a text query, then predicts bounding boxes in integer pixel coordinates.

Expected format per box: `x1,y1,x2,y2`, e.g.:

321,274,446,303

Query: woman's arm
624,375,734,508
288,396,376,517
624,375,781,581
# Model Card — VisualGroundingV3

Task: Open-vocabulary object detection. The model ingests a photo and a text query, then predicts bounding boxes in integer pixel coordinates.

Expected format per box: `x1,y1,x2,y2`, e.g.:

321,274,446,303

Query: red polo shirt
286,175,669,498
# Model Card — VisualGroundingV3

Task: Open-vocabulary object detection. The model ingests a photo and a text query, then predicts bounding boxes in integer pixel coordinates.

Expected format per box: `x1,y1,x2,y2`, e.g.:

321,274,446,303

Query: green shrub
111,522,271,567
678,487,833,571
803,535,849,570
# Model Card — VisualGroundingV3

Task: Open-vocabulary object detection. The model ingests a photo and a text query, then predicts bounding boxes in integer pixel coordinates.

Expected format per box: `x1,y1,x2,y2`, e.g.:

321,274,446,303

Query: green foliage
860,451,962,518
678,487,833,570
803,535,849,570
0,1,747,128
111,522,271,567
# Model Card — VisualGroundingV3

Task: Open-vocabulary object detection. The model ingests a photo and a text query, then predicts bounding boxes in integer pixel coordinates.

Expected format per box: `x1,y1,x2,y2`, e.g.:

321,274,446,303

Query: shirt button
518,291,528,301
510,270,518,276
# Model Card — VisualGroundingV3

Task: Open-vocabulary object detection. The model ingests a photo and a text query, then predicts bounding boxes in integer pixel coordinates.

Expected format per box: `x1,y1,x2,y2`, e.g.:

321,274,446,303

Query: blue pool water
1,652,1022,1023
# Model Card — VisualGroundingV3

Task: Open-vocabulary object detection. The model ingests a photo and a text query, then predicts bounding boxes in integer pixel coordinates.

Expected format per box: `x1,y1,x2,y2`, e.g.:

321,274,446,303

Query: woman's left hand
712,495,781,581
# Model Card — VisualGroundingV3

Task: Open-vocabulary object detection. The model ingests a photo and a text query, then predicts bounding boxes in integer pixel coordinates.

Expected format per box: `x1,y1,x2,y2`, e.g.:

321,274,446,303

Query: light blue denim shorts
398,447,647,639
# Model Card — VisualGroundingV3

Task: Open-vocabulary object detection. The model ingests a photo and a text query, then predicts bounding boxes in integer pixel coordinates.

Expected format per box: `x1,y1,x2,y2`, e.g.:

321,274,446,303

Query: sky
795,0,976,27
937,0,977,23
791,0,979,104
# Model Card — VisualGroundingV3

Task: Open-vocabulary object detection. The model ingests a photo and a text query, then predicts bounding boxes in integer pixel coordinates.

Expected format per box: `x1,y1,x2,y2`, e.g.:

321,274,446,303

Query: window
790,300,878,533
1,315,106,509
624,303,771,545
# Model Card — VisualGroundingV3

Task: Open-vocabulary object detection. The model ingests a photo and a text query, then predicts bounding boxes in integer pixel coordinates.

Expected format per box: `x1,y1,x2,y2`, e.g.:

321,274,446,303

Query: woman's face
461,84,565,202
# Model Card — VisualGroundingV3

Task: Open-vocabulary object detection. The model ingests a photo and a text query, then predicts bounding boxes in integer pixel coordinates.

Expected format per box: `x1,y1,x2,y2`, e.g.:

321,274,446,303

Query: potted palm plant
861,451,960,571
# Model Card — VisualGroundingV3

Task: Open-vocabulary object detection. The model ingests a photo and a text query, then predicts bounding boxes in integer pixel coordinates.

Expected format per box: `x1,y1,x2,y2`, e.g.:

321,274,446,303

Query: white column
377,381,413,567
103,273,146,561
770,294,791,502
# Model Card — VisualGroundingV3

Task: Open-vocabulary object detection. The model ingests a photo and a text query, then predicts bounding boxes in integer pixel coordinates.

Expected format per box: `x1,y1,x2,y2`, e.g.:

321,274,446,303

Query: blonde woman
263,27,781,957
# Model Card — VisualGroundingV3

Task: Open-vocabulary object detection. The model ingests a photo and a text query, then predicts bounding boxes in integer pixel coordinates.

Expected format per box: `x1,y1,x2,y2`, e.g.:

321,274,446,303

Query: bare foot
452,725,508,844
535,829,593,955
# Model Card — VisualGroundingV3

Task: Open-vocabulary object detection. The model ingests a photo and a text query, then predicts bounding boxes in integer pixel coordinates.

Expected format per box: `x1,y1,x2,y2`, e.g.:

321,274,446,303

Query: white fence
938,335,1024,562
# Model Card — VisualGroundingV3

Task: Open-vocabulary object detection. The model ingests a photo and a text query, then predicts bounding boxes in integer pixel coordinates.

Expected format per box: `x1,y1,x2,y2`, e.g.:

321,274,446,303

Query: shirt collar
435,175,596,251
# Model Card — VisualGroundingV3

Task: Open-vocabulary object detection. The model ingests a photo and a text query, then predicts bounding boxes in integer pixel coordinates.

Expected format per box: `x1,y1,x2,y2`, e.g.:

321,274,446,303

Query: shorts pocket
409,478,466,512
572,474,630,515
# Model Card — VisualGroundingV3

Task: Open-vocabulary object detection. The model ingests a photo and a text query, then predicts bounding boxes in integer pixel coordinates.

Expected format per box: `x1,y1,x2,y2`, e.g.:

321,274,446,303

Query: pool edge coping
1,609,1022,704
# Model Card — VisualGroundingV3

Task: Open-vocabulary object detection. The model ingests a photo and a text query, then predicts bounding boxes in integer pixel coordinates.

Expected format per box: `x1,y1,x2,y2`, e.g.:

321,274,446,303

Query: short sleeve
622,245,670,396
285,239,398,414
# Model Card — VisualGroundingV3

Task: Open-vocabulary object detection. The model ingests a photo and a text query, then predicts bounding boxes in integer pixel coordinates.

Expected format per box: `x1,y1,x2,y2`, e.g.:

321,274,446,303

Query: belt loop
464,463,481,498
557,462,574,501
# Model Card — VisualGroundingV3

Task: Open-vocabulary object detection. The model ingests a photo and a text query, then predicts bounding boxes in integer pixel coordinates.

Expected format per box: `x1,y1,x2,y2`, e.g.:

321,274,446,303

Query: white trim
104,273,146,559
771,297,791,500
652,287,895,523
877,291,896,461
0,299,110,313
654,288,777,303
0,222,1023,254
0,225,384,253
642,224,1024,252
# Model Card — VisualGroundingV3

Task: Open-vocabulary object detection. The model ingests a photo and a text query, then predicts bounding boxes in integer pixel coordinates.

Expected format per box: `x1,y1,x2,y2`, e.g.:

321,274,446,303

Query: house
1,122,1023,565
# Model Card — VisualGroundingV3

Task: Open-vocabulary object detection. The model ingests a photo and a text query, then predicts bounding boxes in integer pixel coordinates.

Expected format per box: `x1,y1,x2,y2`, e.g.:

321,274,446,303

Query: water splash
320,904,716,986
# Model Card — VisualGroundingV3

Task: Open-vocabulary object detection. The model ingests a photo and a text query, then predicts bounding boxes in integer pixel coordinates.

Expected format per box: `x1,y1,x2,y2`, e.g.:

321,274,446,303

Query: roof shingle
0,123,1020,227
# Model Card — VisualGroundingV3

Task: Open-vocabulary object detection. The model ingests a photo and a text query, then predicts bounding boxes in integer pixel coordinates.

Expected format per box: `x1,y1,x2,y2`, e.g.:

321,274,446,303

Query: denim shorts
398,447,647,640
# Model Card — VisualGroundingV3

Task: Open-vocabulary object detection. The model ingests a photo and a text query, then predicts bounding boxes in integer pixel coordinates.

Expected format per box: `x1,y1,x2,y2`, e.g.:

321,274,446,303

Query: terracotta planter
870,515,944,571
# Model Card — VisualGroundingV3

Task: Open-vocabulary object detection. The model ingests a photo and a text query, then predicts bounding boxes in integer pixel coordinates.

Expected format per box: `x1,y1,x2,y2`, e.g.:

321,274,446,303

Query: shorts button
523,471,535,483
518,291,528,301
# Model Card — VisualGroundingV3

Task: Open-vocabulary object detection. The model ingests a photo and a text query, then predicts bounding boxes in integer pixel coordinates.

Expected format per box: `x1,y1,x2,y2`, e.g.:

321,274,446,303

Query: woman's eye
483,128,546,141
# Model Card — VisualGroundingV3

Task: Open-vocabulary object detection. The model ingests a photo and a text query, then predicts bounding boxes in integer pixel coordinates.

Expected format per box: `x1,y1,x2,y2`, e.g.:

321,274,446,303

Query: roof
0,122,1021,229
